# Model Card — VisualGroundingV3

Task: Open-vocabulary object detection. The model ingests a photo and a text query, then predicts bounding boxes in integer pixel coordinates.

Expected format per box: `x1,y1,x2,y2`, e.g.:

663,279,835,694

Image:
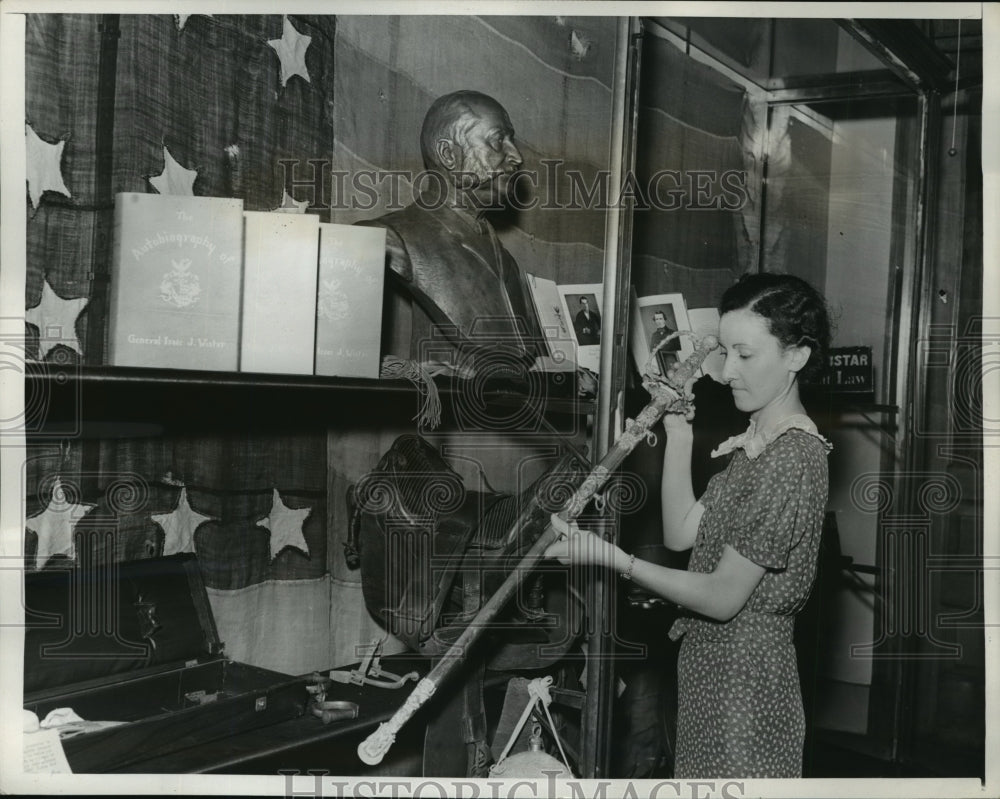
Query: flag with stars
24,431,332,675
24,13,336,365
165,434,329,673
23,14,339,676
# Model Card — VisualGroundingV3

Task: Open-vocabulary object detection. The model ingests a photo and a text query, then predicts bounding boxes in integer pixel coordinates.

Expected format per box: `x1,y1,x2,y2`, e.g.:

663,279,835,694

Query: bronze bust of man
358,90,544,365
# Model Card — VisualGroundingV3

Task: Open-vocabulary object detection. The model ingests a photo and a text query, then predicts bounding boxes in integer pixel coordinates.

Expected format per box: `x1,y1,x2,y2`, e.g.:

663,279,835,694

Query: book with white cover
315,223,386,378
108,193,244,370
525,272,577,371
240,211,319,374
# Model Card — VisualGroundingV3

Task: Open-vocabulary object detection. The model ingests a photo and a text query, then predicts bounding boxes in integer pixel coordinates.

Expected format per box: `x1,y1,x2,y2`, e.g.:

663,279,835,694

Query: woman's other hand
544,513,619,569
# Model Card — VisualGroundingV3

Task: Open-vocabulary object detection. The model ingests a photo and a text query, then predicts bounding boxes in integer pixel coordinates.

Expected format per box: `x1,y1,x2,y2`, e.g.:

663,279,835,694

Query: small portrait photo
558,284,603,347
630,291,694,377
557,283,602,374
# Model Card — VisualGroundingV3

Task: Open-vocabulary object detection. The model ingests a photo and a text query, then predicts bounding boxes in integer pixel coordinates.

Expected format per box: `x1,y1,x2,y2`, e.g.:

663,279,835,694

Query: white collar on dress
710,413,833,461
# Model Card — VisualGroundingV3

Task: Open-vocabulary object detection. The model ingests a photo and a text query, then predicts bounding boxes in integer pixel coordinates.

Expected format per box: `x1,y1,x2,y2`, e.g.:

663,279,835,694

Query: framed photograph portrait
558,283,602,374
630,291,694,377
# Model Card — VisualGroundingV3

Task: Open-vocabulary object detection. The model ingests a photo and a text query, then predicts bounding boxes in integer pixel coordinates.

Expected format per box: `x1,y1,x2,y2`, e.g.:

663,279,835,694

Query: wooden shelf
24,365,594,436
43,364,419,392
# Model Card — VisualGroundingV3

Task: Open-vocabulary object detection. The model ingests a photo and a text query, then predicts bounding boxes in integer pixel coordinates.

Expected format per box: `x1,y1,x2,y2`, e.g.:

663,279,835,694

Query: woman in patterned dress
546,272,832,778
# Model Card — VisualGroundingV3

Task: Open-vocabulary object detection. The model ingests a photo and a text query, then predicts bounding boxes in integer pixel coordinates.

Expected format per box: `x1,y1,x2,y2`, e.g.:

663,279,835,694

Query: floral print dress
668,415,832,779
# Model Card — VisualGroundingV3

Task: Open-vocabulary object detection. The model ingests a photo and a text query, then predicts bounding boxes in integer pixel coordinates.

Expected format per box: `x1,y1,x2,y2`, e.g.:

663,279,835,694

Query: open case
22,553,309,773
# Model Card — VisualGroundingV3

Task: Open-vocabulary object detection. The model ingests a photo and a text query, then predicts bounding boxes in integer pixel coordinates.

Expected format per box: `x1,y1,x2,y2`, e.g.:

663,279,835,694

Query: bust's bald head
420,91,510,172
417,91,524,207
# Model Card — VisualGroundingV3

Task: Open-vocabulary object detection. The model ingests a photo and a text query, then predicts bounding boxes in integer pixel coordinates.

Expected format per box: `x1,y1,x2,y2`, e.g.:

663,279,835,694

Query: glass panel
629,29,752,310
760,93,922,743
654,17,900,90
772,19,886,79
761,96,921,405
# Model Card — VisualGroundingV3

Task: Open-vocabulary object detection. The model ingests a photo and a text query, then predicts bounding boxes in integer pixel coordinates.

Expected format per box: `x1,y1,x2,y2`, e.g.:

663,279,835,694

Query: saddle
346,434,590,672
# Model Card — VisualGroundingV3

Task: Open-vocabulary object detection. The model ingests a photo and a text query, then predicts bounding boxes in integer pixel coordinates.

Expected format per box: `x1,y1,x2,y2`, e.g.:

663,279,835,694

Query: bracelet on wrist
619,553,636,582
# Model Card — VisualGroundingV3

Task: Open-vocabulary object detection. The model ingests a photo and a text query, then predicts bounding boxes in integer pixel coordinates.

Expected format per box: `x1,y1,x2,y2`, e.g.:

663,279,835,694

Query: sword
357,333,720,765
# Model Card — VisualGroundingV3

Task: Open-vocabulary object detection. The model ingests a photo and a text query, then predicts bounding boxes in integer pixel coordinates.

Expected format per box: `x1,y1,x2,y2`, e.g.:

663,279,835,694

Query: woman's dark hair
718,272,832,383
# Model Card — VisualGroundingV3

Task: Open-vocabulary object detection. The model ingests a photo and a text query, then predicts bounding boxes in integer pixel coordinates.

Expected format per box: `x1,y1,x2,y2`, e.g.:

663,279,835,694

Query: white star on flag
267,16,311,87
176,14,212,31
25,278,89,360
570,30,593,61
26,123,72,208
149,146,198,195
26,477,95,568
256,488,311,560
153,486,213,556
275,189,310,213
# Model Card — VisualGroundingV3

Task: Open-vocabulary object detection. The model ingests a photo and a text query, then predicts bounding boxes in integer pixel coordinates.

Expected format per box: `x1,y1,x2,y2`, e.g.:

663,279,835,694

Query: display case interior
23,553,308,773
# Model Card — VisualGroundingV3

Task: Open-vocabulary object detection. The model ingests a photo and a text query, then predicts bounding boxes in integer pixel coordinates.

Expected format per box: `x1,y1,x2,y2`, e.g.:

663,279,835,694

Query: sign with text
820,346,873,392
